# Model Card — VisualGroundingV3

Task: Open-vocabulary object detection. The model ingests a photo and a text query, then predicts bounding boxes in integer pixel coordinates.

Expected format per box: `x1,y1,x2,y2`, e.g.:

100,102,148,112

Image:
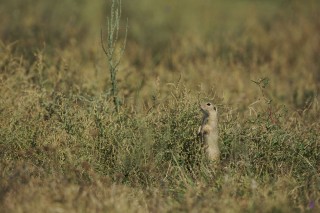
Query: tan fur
198,102,220,162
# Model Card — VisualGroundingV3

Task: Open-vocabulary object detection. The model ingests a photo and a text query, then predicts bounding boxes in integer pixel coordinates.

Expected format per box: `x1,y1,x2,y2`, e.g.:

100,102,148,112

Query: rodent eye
206,103,211,106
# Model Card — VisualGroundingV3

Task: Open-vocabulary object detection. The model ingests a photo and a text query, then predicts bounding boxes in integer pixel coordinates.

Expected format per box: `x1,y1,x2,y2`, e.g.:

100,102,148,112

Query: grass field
0,0,319,212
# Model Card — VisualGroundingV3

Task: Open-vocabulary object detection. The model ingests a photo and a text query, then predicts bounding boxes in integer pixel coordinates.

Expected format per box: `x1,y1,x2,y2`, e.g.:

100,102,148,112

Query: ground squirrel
198,102,220,162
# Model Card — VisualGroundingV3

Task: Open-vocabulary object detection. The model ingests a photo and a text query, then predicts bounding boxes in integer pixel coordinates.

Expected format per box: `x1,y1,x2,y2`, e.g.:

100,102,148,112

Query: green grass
0,0,319,212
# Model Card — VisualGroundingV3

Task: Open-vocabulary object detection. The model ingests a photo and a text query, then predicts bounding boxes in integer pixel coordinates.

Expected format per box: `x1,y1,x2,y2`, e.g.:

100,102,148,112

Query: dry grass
0,0,319,212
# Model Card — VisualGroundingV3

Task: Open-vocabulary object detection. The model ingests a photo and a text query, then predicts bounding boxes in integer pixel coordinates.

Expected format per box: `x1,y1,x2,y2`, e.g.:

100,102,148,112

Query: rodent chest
201,125,213,134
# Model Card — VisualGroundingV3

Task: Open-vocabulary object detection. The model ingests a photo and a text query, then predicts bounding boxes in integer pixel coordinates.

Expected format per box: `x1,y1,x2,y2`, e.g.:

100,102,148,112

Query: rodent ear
213,106,217,111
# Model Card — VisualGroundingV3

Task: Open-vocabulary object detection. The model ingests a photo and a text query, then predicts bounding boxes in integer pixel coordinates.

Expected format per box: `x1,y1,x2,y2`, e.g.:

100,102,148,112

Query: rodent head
200,102,217,116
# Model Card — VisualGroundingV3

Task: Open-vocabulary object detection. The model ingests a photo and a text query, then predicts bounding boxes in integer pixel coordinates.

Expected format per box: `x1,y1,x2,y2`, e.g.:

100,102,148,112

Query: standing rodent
198,102,220,162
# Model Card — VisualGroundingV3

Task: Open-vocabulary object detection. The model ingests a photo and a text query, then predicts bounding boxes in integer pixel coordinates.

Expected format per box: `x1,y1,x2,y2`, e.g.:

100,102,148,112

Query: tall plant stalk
101,0,128,112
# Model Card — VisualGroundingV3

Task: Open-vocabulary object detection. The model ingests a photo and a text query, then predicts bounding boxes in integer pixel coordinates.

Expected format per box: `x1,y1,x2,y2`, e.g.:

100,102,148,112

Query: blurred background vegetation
1,0,319,108
0,0,319,212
